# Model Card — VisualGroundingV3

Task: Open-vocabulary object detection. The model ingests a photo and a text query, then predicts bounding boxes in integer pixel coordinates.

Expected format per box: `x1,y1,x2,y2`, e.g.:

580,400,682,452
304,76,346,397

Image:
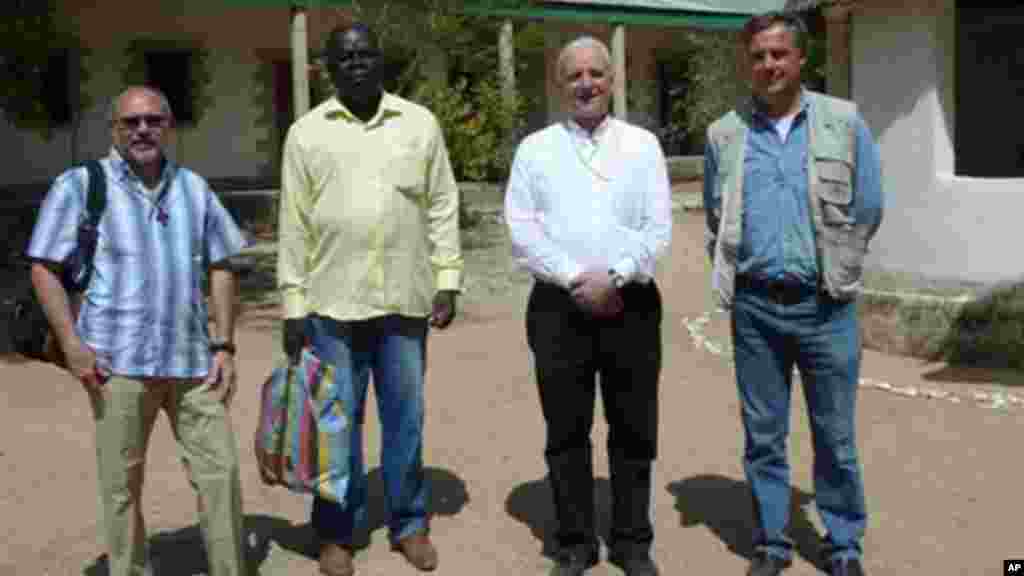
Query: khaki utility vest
707,91,870,308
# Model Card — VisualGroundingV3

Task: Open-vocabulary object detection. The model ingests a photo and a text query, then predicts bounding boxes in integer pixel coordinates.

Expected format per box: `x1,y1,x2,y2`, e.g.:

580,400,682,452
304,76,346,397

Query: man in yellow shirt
277,23,462,576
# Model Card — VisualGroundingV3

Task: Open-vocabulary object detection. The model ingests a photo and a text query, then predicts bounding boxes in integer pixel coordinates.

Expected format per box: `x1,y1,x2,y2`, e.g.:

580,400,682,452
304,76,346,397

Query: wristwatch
209,340,236,356
609,269,627,289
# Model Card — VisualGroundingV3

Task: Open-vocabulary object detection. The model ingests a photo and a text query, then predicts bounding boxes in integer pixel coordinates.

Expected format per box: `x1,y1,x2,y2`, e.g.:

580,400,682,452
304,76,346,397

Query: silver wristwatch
609,269,626,289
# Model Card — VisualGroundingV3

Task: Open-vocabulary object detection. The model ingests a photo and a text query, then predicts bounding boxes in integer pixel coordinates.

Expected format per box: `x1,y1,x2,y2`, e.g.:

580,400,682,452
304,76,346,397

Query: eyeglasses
116,114,169,130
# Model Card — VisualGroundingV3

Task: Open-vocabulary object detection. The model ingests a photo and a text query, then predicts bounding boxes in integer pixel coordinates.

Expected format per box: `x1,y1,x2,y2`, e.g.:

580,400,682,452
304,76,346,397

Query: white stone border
682,312,1023,411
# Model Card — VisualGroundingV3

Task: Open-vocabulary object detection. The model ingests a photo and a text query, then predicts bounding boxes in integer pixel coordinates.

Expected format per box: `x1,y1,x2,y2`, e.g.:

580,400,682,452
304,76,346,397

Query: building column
291,5,310,120
499,19,519,151
824,6,852,99
544,26,561,124
612,24,627,119
500,19,517,109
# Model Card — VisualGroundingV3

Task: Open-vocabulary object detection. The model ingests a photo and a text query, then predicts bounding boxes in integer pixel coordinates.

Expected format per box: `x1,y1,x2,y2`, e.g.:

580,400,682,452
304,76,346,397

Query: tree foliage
313,0,538,181
666,18,828,155
0,0,86,139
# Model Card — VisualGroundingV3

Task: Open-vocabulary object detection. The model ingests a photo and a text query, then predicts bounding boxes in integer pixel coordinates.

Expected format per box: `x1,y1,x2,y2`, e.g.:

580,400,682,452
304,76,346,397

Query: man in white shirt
504,36,672,576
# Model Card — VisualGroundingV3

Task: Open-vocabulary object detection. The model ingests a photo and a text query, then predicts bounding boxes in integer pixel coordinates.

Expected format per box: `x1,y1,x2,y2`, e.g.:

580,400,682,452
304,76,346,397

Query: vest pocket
816,158,853,225
815,158,863,295
821,225,866,291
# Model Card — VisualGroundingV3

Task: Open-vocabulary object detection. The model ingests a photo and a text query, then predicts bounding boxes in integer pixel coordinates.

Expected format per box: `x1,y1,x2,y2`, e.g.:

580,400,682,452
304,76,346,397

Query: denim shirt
704,98,884,286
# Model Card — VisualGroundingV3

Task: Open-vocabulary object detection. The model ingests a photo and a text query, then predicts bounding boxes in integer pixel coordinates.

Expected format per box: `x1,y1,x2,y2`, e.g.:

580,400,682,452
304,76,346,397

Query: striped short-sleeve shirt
26,149,249,378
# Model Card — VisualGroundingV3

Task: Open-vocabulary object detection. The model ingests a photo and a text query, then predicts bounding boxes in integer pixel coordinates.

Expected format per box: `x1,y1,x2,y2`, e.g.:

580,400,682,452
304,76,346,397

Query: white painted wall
854,0,1024,284
172,51,275,181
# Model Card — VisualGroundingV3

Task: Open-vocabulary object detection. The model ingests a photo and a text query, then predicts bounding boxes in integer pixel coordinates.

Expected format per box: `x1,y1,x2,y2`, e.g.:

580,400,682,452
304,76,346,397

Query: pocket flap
392,153,425,196
816,159,853,205
817,159,853,184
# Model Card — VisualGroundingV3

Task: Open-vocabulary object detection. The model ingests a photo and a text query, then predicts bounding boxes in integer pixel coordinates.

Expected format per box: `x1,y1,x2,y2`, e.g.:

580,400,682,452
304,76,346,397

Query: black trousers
525,280,662,556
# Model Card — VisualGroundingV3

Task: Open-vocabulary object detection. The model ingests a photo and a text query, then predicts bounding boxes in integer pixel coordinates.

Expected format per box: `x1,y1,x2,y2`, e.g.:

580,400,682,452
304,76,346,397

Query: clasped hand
570,269,623,318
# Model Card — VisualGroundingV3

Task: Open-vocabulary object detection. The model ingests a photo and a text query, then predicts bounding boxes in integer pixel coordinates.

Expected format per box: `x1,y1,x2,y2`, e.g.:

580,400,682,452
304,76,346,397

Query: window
657,58,691,155
144,51,195,124
955,4,1024,177
42,49,75,127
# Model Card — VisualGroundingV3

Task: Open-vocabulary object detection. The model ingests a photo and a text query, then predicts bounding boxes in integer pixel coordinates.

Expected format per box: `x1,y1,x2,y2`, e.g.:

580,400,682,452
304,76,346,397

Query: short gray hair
556,36,612,82
108,86,174,124
741,11,809,55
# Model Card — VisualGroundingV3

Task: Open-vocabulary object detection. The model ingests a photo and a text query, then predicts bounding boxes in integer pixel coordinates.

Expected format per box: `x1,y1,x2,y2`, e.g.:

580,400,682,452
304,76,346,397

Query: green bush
665,22,827,154
940,282,1024,369
410,73,524,183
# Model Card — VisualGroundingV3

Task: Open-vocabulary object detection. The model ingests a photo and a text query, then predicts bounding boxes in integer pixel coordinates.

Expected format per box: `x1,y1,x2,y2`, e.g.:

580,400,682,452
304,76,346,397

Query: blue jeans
307,314,429,545
731,289,867,562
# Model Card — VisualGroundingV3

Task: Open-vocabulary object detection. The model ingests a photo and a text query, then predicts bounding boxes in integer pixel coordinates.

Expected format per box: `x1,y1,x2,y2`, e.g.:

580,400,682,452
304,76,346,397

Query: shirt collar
750,89,810,124
565,115,614,143
323,93,403,127
107,146,176,187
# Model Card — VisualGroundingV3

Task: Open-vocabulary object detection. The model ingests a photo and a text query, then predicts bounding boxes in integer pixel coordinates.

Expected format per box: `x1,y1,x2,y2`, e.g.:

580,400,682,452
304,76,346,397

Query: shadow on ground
82,466,468,575
666,474,823,571
505,476,612,558
82,515,314,576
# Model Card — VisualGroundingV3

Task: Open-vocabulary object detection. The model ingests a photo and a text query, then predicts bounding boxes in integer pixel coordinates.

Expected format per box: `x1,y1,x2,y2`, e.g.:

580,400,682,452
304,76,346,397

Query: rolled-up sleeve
425,117,464,292
854,116,884,240
277,126,313,319
504,144,582,288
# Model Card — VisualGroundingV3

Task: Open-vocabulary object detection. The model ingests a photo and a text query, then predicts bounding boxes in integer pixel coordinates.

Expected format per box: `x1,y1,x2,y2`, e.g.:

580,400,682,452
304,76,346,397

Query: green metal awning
211,0,353,6
461,0,787,29
212,0,784,29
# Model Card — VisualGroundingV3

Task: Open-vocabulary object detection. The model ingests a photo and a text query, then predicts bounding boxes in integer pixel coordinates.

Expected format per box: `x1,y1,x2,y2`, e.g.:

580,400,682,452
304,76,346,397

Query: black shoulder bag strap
67,160,107,292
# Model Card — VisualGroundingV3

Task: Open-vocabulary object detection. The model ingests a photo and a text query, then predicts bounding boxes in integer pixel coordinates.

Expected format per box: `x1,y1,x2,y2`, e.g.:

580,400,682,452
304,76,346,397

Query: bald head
327,23,379,56
110,86,174,178
324,22,384,114
110,86,173,125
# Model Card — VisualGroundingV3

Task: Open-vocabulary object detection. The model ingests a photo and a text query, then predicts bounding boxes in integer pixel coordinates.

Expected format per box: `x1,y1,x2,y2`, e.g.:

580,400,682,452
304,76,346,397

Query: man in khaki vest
703,12,883,576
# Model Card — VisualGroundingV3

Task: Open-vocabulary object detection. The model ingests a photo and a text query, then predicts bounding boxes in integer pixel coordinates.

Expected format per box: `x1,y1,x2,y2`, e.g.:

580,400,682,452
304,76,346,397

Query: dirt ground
2,204,1022,575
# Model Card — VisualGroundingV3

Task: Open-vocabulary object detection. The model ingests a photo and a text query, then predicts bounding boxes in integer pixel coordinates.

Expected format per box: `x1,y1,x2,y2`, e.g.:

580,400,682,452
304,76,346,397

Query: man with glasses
26,86,250,576
277,23,462,576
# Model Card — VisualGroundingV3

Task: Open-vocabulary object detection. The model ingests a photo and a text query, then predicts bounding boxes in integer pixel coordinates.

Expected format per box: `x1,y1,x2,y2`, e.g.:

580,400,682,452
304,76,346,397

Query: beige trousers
89,375,245,576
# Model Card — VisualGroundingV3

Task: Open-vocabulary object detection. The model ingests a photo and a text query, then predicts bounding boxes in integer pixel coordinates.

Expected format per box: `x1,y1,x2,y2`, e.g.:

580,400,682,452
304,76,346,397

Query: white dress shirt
504,116,672,288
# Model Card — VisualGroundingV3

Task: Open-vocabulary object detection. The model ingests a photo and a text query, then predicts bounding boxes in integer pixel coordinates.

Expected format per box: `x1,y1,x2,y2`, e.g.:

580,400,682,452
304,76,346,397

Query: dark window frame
144,50,196,125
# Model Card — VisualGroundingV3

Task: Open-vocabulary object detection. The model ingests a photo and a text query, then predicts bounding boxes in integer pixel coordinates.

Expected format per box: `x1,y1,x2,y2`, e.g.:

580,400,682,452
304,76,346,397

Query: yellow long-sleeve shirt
277,93,463,321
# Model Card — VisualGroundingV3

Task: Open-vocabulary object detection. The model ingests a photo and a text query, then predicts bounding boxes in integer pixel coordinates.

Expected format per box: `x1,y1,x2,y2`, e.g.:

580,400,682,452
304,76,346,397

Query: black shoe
747,552,792,576
828,557,865,576
609,550,660,576
549,547,599,576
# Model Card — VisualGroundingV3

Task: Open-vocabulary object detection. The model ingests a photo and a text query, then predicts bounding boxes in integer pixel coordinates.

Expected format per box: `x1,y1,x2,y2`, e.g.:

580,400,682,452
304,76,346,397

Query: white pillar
544,26,562,124
499,19,517,110
612,24,627,120
291,6,310,120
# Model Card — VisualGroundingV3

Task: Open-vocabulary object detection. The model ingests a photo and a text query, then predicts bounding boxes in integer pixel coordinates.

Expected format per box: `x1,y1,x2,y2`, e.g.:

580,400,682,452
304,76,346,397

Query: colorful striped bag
254,348,350,504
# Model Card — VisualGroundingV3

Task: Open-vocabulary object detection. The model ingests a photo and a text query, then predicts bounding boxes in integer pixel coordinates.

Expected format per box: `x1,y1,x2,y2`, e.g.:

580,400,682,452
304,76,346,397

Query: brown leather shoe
319,542,354,576
391,532,439,571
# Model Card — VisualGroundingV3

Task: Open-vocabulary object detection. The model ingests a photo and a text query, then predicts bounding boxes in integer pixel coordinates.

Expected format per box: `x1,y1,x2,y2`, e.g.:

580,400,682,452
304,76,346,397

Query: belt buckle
768,281,788,304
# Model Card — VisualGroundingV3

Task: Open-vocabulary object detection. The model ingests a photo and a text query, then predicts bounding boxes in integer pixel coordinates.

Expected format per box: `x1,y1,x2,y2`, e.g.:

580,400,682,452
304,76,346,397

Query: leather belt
735,275,818,305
